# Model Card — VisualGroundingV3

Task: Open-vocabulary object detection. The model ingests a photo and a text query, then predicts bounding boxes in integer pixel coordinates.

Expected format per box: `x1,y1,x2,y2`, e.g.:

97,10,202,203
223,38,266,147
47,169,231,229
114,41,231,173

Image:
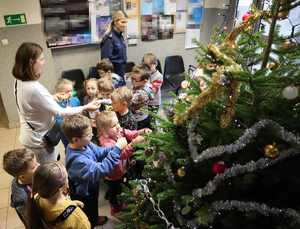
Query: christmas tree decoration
242,12,253,22
212,161,228,174
177,166,186,177
282,85,299,100
264,143,279,158
118,1,300,228
181,80,190,89
281,39,297,50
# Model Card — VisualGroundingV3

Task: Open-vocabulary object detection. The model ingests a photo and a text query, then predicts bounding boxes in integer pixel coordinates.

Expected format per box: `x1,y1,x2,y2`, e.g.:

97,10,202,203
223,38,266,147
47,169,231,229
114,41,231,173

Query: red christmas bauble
212,161,228,174
242,12,252,22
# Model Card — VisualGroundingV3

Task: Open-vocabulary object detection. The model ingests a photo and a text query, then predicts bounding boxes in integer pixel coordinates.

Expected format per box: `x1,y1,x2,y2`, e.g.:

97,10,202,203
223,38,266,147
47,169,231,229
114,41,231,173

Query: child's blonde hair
96,111,117,134
84,78,98,90
142,53,157,65
55,78,74,93
131,65,150,81
62,114,91,142
97,78,114,94
111,86,133,105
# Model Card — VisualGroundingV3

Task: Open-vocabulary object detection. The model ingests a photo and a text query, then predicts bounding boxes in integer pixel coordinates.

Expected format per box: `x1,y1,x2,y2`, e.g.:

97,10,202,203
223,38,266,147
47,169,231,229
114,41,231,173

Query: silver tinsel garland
212,200,300,224
187,117,203,160
192,148,300,199
192,119,300,163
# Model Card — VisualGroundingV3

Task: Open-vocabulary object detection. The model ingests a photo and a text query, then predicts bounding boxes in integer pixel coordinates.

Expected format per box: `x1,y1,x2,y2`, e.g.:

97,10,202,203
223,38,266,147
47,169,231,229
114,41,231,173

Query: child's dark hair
96,58,114,73
28,162,68,229
3,148,35,177
62,114,91,142
131,65,150,81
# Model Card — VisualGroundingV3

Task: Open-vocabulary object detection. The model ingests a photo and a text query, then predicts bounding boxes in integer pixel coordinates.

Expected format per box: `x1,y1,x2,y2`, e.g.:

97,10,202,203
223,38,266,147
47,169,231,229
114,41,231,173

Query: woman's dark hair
12,42,43,81
27,162,67,229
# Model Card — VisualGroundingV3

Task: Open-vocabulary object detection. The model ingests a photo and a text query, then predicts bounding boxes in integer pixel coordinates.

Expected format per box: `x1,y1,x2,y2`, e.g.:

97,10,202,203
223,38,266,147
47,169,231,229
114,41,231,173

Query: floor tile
0,172,12,189
0,207,7,229
6,207,24,229
0,189,9,208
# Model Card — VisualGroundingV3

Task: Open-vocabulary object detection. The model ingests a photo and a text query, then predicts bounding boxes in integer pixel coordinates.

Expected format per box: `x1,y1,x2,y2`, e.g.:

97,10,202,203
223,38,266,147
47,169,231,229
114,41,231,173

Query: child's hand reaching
116,137,128,150
138,128,152,135
131,135,145,145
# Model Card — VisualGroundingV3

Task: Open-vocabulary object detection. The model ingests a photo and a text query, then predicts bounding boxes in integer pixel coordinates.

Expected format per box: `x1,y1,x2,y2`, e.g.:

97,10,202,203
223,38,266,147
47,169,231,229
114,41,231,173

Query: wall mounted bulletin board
40,0,204,49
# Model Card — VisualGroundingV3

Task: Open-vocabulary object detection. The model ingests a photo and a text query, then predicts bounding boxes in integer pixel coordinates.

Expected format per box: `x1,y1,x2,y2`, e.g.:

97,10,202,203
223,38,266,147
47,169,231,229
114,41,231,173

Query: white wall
0,0,41,27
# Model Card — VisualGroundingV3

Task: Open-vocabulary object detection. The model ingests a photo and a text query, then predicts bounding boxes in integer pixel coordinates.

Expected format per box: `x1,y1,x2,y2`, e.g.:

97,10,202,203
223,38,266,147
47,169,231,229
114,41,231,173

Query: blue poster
153,0,164,14
141,0,153,15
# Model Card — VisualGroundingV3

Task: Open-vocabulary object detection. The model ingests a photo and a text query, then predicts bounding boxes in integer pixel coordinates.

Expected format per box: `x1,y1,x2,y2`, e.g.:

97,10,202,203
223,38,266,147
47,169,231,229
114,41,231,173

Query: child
111,86,137,130
83,79,99,119
28,162,91,229
142,53,163,113
96,111,151,215
96,58,123,88
97,78,114,112
129,65,154,129
54,79,81,147
62,114,127,227
3,148,40,227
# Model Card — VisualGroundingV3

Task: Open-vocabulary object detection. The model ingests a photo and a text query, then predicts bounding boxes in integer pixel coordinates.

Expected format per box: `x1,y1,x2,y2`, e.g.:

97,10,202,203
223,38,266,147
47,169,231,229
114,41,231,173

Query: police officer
100,11,127,86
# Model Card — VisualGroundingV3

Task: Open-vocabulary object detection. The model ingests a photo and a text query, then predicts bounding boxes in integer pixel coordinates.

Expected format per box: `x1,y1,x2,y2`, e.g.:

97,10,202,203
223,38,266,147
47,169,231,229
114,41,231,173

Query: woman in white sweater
12,42,99,163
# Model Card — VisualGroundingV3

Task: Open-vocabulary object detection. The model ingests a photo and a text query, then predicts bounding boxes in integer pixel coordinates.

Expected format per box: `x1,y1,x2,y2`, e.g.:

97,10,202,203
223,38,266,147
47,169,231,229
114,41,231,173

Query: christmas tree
118,1,300,228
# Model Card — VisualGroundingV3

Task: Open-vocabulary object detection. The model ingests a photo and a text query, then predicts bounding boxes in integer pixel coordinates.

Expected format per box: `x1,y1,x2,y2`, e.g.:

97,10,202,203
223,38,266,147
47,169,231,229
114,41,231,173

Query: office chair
162,55,185,91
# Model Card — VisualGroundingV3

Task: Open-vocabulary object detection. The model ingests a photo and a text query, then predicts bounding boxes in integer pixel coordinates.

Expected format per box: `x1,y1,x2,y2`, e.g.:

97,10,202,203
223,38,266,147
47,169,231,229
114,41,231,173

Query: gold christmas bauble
281,40,296,50
177,167,186,177
277,11,289,19
264,144,279,158
267,62,279,70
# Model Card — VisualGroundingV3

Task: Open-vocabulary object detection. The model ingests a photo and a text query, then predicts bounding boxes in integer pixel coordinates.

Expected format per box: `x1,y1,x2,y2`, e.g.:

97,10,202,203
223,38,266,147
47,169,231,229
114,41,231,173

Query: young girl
28,162,91,229
96,111,151,216
83,79,99,119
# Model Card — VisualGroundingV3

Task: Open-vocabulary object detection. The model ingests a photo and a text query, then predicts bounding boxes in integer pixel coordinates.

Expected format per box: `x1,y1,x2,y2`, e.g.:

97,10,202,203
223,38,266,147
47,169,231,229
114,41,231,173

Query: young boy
62,114,127,227
111,86,137,130
96,111,151,216
3,148,40,227
54,78,81,148
96,58,123,88
142,53,163,113
128,65,154,129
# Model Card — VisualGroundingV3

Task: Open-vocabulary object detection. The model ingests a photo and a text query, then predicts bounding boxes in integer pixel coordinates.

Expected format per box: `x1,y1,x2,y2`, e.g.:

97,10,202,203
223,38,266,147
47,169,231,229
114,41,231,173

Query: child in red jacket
96,111,151,215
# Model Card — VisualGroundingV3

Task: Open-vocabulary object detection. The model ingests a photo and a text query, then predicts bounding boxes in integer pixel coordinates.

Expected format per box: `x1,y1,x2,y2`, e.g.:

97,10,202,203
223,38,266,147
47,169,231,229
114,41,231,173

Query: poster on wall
175,11,186,33
153,0,164,14
187,0,204,28
110,0,122,14
176,0,186,11
185,0,203,49
124,0,139,16
185,28,200,49
158,15,174,39
127,17,139,45
141,15,158,41
93,16,111,42
141,0,153,15
164,0,176,15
